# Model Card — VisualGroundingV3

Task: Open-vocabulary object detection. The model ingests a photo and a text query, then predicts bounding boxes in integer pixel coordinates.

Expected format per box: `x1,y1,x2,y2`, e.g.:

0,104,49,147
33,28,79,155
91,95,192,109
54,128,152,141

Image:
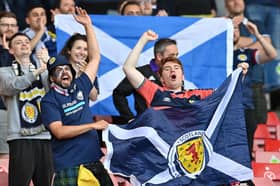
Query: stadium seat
265,139,280,152
277,125,280,140
266,112,280,139
252,162,280,181
266,112,280,126
253,124,273,152
255,151,280,163
253,177,274,186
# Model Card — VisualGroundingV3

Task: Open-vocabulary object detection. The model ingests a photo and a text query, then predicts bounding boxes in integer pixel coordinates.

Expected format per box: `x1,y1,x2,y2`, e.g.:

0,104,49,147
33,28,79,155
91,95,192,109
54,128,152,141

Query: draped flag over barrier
102,69,253,186
55,15,233,115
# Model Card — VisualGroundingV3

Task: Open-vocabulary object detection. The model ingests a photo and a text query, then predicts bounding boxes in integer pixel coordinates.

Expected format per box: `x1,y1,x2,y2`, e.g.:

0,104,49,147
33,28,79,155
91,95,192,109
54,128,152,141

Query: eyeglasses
0,23,18,28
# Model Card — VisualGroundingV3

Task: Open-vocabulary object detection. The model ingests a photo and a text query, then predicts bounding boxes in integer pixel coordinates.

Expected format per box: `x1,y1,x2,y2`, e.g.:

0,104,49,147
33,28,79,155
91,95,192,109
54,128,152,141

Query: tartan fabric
54,166,79,186
53,161,113,186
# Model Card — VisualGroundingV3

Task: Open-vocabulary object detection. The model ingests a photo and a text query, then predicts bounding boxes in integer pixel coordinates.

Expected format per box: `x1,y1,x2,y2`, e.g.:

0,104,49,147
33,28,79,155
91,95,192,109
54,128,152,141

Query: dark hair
26,4,45,17
159,57,183,76
119,1,141,15
54,0,62,9
154,38,177,57
0,11,17,20
59,33,89,62
8,32,31,48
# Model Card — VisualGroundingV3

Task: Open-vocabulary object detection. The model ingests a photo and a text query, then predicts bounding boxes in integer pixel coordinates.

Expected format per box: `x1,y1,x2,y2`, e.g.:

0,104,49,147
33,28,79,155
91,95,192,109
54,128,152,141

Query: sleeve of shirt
253,50,260,64
112,77,136,121
0,67,37,96
41,96,62,128
93,76,99,94
77,73,93,96
137,79,160,107
0,47,14,67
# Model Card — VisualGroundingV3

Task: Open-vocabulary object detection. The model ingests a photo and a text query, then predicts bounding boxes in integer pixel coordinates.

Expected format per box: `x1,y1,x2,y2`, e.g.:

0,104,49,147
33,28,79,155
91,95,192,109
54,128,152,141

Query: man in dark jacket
113,38,178,123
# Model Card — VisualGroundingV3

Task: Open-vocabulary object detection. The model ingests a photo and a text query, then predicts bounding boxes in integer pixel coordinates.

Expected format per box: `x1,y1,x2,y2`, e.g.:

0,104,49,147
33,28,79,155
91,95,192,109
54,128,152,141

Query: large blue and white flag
102,68,253,186
55,15,233,115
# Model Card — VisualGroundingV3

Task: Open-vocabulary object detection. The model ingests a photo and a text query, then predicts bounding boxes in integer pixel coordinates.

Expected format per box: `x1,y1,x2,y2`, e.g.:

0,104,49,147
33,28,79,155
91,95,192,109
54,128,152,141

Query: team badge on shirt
77,91,84,100
148,76,156,81
163,97,171,102
237,54,248,61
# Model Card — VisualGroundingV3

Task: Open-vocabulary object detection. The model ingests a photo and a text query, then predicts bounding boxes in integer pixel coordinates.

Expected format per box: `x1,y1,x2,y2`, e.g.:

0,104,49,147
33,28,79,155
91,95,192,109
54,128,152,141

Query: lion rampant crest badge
177,137,204,174
168,130,213,179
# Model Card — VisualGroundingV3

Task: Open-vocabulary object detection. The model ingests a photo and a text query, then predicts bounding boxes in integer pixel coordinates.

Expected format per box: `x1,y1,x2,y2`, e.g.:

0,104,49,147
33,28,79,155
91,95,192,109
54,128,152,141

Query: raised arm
29,18,46,51
245,21,278,64
123,30,158,88
73,7,100,83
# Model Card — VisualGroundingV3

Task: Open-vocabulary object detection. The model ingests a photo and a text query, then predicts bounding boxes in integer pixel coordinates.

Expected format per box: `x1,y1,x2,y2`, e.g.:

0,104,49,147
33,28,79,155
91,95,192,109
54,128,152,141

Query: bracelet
250,35,257,43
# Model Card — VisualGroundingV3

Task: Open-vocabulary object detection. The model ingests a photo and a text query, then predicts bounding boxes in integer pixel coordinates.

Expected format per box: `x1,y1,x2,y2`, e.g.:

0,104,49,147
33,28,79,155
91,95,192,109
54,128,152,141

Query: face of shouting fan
160,60,184,92
50,65,74,88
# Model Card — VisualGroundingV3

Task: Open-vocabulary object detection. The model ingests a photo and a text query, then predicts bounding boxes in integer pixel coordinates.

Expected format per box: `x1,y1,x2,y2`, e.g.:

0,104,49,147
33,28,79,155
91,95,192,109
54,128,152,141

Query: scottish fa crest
168,130,213,179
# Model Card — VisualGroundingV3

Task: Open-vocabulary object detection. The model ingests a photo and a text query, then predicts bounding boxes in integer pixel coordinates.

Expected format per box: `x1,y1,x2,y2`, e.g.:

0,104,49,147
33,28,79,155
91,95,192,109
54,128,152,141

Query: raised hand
142,30,158,42
2,33,8,49
245,21,260,37
73,7,91,26
36,47,50,64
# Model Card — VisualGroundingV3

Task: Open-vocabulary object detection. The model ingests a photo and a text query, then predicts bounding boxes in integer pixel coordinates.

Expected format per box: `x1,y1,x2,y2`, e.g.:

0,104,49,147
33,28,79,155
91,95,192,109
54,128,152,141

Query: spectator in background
225,0,273,127
50,0,75,20
136,0,167,16
22,4,57,72
0,32,53,186
113,38,178,123
232,20,277,159
0,0,41,30
0,11,18,66
59,33,99,101
0,11,18,154
245,0,280,110
118,0,167,16
157,0,216,17
118,1,142,16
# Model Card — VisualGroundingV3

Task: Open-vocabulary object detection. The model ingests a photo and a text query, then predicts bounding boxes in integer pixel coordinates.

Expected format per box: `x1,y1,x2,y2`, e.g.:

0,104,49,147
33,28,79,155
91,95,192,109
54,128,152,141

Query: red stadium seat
266,112,280,126
253,177,274,186
277,125,280,140
265,112,280,139
252,162,280,181
265,139,280,152
253,124,273,152
255,151,280,163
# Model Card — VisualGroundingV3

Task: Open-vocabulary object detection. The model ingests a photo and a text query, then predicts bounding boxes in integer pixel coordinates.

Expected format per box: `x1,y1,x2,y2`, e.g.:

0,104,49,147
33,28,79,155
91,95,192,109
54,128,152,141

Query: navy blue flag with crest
102,68,253,186
55,15,233,116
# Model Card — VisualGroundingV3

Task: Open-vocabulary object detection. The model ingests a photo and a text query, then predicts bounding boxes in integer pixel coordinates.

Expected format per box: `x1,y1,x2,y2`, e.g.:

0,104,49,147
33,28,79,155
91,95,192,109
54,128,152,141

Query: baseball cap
47,55,76,77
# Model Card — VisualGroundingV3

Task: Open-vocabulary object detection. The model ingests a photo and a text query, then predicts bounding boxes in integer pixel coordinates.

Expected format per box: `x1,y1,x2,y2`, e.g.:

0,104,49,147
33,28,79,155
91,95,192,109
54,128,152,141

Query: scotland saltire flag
102,68,253,186
55,15,233,115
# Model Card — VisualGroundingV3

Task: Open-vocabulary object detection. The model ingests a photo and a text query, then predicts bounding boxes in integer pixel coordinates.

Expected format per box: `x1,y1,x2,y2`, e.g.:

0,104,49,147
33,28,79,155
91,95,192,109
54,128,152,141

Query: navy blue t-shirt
233,48,257,109
41,73,102,171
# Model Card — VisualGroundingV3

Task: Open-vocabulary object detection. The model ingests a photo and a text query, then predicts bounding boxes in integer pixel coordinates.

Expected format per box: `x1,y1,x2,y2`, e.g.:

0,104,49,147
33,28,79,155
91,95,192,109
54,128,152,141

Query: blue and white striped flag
55,15,233,115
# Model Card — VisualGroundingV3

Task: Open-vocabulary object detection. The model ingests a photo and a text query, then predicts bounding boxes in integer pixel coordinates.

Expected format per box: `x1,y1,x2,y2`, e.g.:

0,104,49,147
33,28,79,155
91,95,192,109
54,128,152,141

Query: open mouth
171,74,176,80
62,76,70,81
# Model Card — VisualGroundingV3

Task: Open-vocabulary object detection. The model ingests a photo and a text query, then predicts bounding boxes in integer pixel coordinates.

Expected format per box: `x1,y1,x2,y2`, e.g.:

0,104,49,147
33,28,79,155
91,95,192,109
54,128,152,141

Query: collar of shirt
51,82,69,96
